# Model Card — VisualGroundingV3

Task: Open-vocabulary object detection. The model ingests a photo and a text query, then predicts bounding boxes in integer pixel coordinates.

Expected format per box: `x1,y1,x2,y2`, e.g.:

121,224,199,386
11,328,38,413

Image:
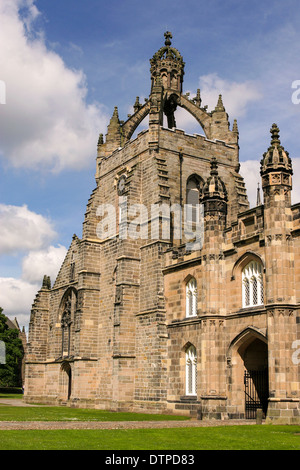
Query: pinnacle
215,94,225,112
232,119,239,133
112,106,119,119
270,123,280,146
97,133,104,146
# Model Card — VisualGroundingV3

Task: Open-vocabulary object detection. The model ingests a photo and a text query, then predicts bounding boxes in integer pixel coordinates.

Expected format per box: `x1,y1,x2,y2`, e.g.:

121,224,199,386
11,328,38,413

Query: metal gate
244,370,268,419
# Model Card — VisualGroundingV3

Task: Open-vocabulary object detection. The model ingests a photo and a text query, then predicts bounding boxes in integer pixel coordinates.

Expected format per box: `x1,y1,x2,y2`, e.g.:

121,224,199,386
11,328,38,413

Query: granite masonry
25,32,300,424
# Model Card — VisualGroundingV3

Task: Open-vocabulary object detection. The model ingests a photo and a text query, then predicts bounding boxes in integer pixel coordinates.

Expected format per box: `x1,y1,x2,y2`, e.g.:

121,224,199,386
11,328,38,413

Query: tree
0,308,24,388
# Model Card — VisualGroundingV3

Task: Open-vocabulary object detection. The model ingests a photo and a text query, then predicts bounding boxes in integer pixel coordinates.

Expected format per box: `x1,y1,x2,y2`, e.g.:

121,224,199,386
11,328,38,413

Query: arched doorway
60,362,72,401
227,327,269,419
242,338,268,418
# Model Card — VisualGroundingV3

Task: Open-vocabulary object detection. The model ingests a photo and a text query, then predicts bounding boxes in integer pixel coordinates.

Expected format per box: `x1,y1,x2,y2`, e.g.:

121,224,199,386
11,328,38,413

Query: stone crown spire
150,31,185,92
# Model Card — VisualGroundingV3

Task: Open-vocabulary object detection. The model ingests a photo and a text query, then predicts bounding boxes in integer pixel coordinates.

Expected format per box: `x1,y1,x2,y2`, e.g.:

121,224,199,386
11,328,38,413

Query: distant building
25,33,300,424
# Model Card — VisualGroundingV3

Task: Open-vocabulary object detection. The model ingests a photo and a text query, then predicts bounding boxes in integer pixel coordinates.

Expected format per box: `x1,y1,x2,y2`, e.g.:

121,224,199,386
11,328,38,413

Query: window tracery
242,261,264,308
60,289,77,357
186,345,197,396
186,277,197,317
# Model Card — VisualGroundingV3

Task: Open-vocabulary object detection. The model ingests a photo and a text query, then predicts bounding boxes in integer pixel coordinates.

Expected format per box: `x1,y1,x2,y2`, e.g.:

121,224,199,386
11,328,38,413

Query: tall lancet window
186,345,197,396
242,261,264,308
60,289,77,357
186,177,200,224
186,277,197,317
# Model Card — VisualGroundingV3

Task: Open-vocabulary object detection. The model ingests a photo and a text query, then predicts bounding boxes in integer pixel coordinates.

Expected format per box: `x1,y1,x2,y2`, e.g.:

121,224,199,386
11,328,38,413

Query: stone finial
193,89,202,107
97,133,104,147
210,156,219,176
256,183,262,206
42,275,51,289
232,119,239,133
133,96,141,113
270,123,280,146
164,31,172,46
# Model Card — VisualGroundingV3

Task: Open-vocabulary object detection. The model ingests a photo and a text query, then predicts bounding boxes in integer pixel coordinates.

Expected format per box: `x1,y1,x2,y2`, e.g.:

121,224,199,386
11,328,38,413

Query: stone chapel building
25,33,300,424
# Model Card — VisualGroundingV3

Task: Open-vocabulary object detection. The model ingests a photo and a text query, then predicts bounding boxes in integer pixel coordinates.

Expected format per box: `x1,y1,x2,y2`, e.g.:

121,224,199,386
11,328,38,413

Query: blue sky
0,0,300,329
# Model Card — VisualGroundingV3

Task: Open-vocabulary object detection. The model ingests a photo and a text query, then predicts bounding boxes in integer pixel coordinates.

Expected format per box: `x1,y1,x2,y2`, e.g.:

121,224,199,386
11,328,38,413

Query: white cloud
0,204,57,255
0,0,109,171
0,202,66,329
0,243,67,330
0,198,66,330
162,74,262,136
240,160,261,208
240,158,300,208
172,107,205,135
22,244,67,284
0,277,39,328
199,73,262,119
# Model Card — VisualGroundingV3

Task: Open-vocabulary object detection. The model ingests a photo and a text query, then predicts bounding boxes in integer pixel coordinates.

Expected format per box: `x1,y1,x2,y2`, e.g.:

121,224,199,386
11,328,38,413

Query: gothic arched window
60,288,77,357
186,277,197,317
242,261,264,308
186,177,201,224
186,345,197,396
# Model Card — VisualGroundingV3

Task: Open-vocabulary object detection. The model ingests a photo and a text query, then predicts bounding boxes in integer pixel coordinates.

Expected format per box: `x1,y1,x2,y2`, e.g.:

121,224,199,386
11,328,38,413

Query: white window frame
242,261,264,308
186,278,197,317
186,345,197,396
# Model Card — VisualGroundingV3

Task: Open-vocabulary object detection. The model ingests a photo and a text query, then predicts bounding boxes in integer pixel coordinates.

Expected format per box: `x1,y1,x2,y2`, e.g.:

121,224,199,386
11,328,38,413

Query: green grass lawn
0,400,299,450
0,393,23,399
0,405,189,422
0,426,299,450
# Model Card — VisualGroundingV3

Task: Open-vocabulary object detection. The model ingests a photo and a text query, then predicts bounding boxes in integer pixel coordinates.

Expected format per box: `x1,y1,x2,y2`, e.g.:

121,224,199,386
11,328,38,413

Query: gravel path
0,398,256,430
0,419,255,430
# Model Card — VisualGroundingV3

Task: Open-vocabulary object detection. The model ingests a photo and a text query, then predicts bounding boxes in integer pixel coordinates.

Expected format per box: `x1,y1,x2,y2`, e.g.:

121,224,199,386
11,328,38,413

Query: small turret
260,124,292,207
260,123,292,176
201,157,228,216
201,157,227,316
